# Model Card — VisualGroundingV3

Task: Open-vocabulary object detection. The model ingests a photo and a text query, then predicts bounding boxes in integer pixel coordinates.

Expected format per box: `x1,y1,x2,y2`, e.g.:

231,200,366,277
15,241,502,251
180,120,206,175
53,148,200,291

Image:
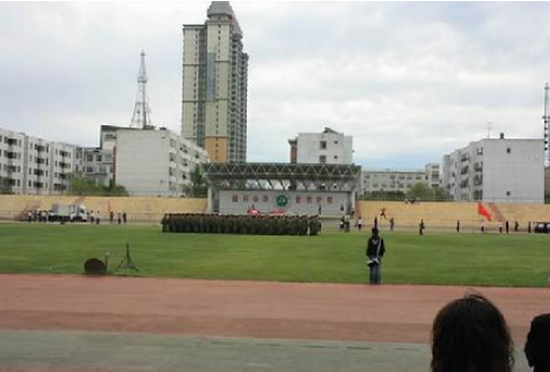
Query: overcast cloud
1,1,549,168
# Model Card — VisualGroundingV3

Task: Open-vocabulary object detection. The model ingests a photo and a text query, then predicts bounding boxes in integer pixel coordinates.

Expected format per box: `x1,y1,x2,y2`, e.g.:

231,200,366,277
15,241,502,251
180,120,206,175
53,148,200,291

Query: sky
1,1,549,169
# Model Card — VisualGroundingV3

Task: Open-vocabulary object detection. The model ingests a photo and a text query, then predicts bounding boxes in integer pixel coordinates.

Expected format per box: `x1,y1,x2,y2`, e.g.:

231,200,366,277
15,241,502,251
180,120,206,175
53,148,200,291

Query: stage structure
204,162,362,216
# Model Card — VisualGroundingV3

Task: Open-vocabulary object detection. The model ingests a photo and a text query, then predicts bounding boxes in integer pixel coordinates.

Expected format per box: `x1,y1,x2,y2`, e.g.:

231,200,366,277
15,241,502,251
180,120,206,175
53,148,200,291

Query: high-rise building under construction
182,1,248,163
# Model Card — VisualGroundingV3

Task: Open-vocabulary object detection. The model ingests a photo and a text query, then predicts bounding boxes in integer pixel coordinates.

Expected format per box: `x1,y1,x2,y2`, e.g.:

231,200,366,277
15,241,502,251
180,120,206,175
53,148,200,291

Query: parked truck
49,204,88,222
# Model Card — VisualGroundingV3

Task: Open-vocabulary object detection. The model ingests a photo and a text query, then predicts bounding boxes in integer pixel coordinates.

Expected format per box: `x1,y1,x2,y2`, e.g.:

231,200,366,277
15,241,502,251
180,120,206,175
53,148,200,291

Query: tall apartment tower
182,1,248,163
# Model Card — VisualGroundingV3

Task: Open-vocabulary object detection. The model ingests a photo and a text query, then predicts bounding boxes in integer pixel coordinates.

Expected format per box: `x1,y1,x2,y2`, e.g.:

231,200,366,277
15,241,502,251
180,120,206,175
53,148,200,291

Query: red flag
247,207,260,216
477,202,492,221
270,209,286,216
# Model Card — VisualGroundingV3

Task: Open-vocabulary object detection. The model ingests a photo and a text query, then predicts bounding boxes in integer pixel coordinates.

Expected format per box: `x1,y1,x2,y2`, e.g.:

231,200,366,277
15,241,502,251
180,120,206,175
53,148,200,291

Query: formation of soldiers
161,213,321,236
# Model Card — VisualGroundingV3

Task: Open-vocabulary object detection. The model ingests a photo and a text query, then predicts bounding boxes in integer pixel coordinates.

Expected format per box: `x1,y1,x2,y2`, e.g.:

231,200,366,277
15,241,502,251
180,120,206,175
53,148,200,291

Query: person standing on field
419,219,425,235
366,227,385,285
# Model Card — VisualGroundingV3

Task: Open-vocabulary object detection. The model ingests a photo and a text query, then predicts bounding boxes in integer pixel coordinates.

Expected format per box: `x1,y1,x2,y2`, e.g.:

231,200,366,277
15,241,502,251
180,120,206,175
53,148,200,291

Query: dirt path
0,274,547,345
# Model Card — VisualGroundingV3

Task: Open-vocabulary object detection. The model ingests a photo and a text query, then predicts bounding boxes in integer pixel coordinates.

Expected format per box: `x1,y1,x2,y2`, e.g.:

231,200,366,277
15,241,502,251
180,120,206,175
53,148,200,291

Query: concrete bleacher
357,201,474,229
492,203,550,225
356,201,550,231
0,195,207,222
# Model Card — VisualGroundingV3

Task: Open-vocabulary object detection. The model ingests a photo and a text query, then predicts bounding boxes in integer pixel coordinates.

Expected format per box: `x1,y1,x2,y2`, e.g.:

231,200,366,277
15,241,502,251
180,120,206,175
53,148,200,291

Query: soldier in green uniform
309,216,319,236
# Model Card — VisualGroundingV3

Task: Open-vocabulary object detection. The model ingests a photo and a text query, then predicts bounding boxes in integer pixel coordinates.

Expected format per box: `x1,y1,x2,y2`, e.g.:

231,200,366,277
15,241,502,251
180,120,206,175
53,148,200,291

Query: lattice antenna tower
130,50,153,129
543,83,550,167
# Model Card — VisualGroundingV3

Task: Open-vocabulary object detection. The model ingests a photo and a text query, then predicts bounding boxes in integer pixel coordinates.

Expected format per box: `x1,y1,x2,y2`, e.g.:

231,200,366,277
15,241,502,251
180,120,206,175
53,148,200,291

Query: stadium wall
1,195,548,228
0,195,207,222
357,200,550,230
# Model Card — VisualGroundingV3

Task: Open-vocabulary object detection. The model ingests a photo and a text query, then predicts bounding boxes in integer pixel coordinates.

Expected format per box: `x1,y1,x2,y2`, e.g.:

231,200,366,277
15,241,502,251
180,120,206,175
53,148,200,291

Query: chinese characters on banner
232,195,334,204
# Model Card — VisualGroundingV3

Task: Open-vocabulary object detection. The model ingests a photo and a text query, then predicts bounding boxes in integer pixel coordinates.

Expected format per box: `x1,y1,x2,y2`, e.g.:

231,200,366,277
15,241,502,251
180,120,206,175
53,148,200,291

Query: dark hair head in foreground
431,293,514,372
525,313,550,372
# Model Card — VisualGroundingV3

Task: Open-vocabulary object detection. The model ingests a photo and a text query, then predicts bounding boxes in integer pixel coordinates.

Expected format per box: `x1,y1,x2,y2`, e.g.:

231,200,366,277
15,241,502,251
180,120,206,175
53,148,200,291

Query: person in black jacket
419,219,425,235
366,227,385,284
525,313,550,372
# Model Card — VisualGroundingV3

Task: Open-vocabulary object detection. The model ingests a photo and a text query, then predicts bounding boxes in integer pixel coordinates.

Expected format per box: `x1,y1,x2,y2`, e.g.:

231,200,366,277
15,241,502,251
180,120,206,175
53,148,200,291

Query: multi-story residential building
441,136,544,203
115,128,208,197
361,169,426,195
288,127,353,165
545,167,550,196
0,127,83,195
82,148,114,188
181,1,249,163
81,125,123,188
425,163,441,188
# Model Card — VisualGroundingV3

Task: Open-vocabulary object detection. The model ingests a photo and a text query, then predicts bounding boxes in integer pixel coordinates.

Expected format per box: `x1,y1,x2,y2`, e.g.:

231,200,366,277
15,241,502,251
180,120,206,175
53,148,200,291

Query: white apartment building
115,128,208,197
182,1,248,163
81,125,122,188
0,127,83,195
425,163,441,188
360,163,441,196
288,127,353,165
82,148,114,188
441,136,544,203
361,169,426,195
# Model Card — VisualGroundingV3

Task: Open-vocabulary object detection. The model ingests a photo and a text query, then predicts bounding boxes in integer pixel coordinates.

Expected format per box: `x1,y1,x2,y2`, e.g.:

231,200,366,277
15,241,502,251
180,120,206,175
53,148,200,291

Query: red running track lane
0,274,547,344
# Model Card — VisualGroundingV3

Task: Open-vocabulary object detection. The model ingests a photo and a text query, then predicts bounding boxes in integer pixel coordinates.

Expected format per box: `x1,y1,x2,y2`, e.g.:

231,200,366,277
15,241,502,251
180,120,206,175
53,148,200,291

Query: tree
189,164,207,197
67,176,98,196
107,184,130,197
432,186,450,201
361,190,406,201
406,183,449,201
0,177,12,194
67,175,129,196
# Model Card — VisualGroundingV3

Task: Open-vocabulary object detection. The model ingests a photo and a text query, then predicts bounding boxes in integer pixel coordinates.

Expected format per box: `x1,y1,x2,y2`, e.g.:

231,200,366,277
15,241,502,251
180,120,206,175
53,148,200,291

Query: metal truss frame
204,162,361,191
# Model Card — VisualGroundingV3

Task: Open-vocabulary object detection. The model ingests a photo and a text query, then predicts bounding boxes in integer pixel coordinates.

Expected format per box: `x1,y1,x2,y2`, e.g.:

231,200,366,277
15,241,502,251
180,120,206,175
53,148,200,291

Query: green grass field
0,223,549,287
